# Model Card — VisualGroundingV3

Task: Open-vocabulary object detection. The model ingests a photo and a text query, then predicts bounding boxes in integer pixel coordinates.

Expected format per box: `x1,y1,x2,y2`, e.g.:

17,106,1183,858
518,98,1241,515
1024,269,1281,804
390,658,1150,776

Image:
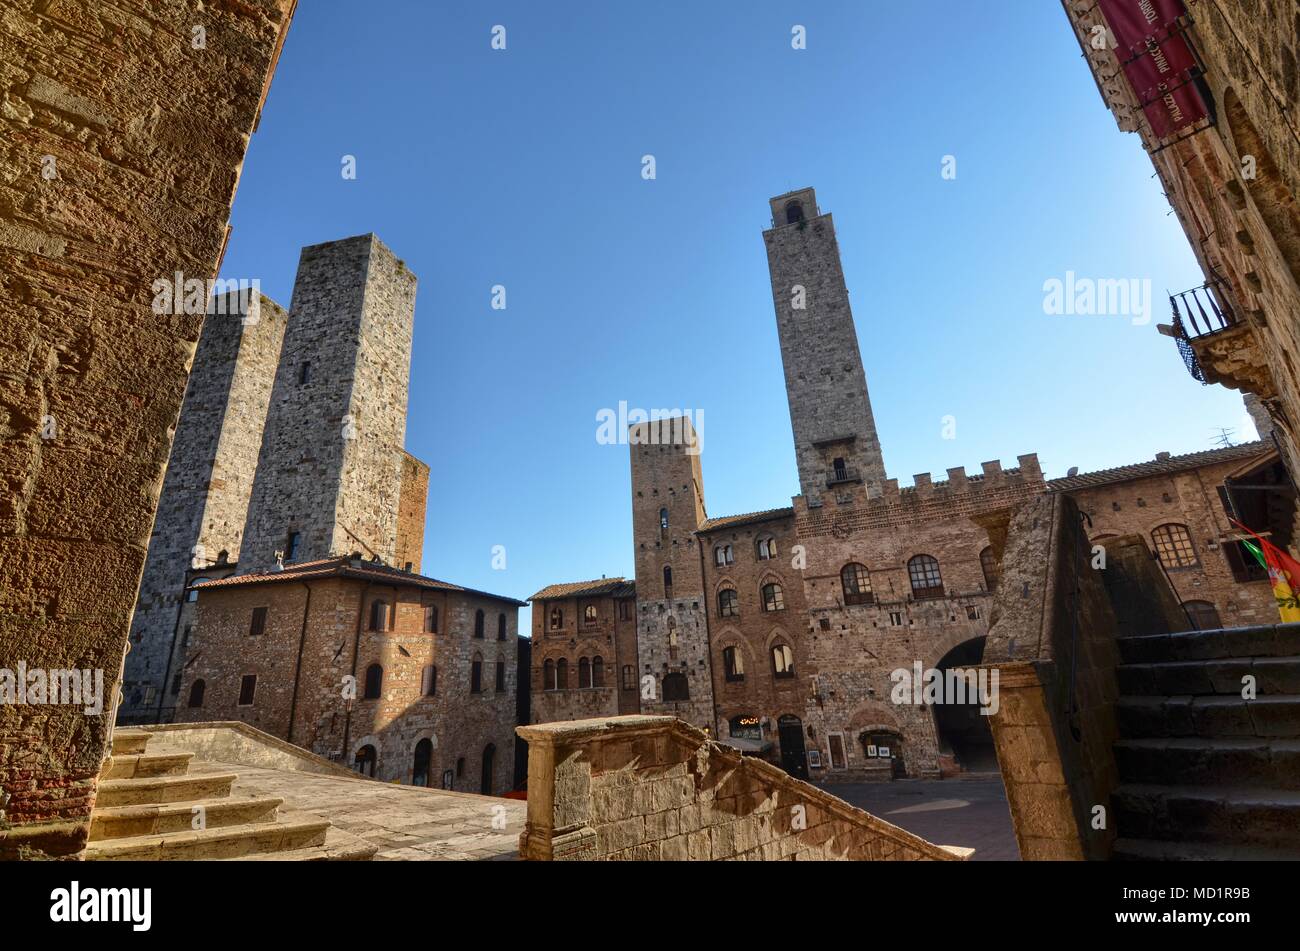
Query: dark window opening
238,674,257,706
364,663,383,700
249,605,268,636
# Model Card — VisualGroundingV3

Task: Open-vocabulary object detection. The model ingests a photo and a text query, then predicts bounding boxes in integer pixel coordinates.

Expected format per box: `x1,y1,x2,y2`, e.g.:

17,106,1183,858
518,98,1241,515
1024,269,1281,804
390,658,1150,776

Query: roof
528,578,635,602
699,506,794,532
1047,441,1269,492
194,556,527,606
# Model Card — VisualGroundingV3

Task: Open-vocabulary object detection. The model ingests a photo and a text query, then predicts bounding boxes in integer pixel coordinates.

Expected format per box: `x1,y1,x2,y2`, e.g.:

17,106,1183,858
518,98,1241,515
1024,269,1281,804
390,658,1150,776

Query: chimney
1155,451,1171,461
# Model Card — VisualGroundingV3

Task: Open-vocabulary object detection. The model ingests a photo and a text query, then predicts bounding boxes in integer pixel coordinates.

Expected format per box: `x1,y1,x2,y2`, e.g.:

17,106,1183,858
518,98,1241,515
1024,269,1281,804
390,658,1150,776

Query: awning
717,736,773,755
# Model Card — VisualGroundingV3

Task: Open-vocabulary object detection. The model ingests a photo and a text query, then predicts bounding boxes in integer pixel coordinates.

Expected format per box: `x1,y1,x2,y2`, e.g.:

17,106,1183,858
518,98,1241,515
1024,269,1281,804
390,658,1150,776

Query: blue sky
219,1,1254,626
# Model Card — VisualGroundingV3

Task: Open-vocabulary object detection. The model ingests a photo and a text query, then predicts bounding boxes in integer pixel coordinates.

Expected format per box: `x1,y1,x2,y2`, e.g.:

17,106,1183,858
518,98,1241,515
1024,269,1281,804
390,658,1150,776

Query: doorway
777,714,807,779
933,636,996,772
480,743,496,795
412,738,432,787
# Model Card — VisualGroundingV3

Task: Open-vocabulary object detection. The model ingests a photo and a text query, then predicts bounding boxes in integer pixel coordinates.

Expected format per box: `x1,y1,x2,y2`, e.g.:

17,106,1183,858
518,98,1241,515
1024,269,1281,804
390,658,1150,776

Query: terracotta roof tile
528,578,634,602
1048,442,1268,492
699,507,794,532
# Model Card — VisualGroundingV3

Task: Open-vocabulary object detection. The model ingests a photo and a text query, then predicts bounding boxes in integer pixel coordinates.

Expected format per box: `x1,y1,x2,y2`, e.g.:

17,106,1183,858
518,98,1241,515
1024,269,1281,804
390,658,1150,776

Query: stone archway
932,636,996,772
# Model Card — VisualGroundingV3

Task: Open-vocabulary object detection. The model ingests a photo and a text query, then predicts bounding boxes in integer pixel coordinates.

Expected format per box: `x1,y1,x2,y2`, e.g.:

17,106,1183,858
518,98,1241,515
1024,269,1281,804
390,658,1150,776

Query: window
471,653,483,693
249,606,268,636
908,555,944,599
556,658,568,690
618,599,632,620
757,537,777,560
832,457,848,482
363,663,383,700
785,199,804,224
543,659,556,691
474,609,485,639
1224,540,1270,583
424,604,439,634
761,582,785,612
497,613,507,640
421,665,437,697
1152,523,1198,568
495,658,506,691
579,657,592,688
368,599,389,632
298,361,312,385
186,579,209,603
549,606,563,630
723,646,745,682
583,604,598,627
622,665,635,690
718,587,739,617
840,563,873,605
187,679,205,708
285,531,301,562
771,644,795,679
662,672,689,701
828,733,846,770
238,674,257,706
714,545,734,567
659,507,669,534
592,656,604,688
1182,600,1222,630
663,566,673,598
980,546,1000,592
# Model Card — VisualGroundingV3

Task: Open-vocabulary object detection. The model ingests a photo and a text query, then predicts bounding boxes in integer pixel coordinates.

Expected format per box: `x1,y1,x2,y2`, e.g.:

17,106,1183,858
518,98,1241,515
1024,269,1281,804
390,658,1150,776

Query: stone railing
516,715,972,861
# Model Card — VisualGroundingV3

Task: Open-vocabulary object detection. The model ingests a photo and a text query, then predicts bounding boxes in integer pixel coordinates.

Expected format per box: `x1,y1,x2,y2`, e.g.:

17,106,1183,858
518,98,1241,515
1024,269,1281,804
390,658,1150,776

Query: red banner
1097,0,1187,54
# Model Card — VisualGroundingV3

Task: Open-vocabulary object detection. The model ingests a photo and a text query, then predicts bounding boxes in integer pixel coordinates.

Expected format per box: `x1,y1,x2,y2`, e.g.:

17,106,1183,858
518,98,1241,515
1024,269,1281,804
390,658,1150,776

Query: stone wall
0,0,294,858
394,450,429,573
516,715,971,861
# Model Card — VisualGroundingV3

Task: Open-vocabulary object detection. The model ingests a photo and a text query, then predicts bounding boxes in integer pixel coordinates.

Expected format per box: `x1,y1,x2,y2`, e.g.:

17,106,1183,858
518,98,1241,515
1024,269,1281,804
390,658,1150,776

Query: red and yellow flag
1231,520,1300,623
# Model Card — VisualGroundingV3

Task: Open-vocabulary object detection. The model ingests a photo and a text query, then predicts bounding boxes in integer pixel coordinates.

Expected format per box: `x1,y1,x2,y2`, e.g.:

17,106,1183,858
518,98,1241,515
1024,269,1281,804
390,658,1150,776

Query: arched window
723,646,745,682
556,658,568,690
841,563,873,605
659,507,669,535
474,609,485,639
424,604,439,634
757,537,777,560
579,657,592,688
368,599,389,632
412,738,432,787
980,546,1000,592
663,565,673,598
592,656,604,687
1152,523,1198,568
622,665,635,690
549,606,563,630
353,744,377,778
495,657,506,691
714,545,734,567
187,679,205,708
497,613,507,640
583,604,598,627
718,587,739,617
421,665,437,697
662,672,689,701
785,200,804,224
771,643,795,679
1182,600,1222,630
470,653,483,693
908,555,944,599
543,659,556,691
761,582,785,612
364,663,383,700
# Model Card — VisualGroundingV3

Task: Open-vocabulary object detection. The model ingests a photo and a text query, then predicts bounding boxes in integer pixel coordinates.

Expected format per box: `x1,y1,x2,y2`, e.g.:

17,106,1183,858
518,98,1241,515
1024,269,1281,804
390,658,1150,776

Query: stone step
1118,623,1300,664
1114,737,1300,789
1112,837,1300,861
1112,784,1300,847
100,751,193,780
95,770,238,807
217,826,378,861
89,796,283,841
83,814,331,861
1116,656,1300,696
110,730,151,756
1117,694,1300,739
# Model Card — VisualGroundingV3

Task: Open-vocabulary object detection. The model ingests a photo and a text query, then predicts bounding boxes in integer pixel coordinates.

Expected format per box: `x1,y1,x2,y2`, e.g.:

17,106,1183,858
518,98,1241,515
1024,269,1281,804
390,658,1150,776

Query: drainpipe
340,580,375,765
285,580,314,745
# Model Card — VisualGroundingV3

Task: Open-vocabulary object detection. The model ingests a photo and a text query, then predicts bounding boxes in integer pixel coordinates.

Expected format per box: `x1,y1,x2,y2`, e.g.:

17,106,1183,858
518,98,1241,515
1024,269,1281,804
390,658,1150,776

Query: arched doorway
777,714,807,779
353,744,377,778
412,738,432,787
480,743,496,795
858,729,906,779
933,636,996,772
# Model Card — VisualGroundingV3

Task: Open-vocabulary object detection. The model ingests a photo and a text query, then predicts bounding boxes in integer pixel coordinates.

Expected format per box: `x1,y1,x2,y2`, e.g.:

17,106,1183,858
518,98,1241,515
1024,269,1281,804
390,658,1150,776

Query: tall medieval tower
239,234,418,572
629,418,715,731
763,188,886,505
120,292,289,721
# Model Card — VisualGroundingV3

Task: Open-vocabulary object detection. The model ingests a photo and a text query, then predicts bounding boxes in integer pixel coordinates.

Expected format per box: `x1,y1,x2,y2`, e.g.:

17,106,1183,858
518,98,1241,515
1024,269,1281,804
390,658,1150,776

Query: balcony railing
825,466,861,487
1170,278,1238,384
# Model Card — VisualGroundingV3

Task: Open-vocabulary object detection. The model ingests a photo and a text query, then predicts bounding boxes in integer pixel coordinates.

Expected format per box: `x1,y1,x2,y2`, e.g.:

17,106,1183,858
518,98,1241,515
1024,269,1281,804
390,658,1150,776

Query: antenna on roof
1067,466,1079,477
1211,428,1236,449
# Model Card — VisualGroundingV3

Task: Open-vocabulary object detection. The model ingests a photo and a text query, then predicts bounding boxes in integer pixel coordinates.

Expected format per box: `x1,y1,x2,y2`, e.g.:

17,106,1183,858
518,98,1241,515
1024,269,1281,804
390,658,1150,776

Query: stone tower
120,291,289,722
629,417,715,731
763,188,886,505
239,234,418,572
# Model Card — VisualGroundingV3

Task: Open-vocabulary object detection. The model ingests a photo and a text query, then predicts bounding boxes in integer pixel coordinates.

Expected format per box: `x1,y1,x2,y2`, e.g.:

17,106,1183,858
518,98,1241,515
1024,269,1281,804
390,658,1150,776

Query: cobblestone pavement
816,776,1020,861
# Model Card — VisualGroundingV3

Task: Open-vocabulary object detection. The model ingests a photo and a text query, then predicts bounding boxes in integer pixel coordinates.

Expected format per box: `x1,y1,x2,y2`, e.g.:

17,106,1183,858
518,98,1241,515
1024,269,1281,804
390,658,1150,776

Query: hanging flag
1230,520,1300,623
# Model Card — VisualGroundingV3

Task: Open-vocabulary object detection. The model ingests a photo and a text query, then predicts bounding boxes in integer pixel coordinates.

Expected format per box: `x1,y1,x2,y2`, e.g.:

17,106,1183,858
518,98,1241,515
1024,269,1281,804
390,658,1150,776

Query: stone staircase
1111,622,1300,860
86,729,376,861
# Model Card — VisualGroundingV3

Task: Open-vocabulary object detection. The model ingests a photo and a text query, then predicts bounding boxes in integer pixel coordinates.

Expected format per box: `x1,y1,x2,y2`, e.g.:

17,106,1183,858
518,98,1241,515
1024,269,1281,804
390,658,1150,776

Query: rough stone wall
239,234,416,572
516,715,970,861
119,292,288,725
174,577,519,795
0,0,294,858
529,593,628,724
763,188,887,504
394,450,429,573
630,422,714,730
698,514,812,758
